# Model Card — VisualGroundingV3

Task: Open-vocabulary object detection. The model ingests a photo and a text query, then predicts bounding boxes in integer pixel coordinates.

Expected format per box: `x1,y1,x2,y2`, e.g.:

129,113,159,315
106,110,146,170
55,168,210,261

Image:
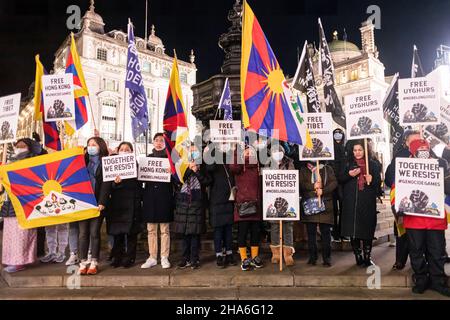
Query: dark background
0,0,449,97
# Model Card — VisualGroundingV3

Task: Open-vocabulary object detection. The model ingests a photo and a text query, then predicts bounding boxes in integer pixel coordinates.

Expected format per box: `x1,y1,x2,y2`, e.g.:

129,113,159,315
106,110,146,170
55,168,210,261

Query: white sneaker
141,257,157,269
54,252,66,263
161,257,171,269
65,252,80,266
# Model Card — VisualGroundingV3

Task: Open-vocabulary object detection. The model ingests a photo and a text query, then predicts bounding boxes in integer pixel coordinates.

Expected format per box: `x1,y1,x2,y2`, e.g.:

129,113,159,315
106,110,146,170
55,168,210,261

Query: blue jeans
214,225,233,256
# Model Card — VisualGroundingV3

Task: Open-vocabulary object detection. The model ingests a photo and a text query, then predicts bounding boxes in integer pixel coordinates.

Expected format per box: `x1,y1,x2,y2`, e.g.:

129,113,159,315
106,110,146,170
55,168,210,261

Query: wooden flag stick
279,220,283,272
2,143,7,164
316,160,322,205
364,138,370,185
87,95,97,132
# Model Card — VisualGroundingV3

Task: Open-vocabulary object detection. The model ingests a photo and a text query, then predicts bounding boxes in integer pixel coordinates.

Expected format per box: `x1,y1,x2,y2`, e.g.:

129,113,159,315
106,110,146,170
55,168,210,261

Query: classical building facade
18,1,197,152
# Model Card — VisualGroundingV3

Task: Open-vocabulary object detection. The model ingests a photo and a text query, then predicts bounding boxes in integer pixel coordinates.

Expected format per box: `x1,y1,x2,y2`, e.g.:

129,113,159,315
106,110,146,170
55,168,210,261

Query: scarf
307,162,324,184
87,155,100,190
181,170,202,202
151,149,167,158
355,158,367,191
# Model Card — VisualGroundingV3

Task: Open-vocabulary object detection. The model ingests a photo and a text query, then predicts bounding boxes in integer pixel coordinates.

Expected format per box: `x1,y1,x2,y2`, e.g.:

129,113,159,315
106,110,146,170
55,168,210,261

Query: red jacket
404,214,448,231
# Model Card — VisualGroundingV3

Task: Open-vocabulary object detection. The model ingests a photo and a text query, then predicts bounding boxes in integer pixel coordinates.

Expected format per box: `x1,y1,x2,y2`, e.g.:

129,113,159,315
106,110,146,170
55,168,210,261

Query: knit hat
409,139,430,156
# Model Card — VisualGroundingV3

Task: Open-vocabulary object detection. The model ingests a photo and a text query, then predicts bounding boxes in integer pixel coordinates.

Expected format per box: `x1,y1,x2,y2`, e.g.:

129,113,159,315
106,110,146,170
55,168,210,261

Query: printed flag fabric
0,148,99,229
34,55,62,151
218,78,233,120
446,195,450,224
126,20,149,140
240,0,308,146
383,73,404,154
163,56,189,184
65,33,89,135
412,45,425,78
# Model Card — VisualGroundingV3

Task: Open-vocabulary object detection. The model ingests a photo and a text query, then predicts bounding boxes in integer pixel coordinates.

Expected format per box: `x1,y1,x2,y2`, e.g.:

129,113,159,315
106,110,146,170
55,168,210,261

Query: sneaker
54,252,66,264
412,284,427,294
191,261,200,270
40,253,57,263
78,262,89,275
87,260,98,275
161,257,171,269
141,257,157,269
225,254,237,266
241,258,252,271
216,255,225,268
65,252,79,266
4,265,26,273
177,259,191,269
250,256,263,269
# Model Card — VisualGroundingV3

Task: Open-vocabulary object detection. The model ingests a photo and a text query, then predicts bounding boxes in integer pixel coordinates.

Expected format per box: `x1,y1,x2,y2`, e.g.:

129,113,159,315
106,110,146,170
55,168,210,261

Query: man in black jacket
330,128,346,242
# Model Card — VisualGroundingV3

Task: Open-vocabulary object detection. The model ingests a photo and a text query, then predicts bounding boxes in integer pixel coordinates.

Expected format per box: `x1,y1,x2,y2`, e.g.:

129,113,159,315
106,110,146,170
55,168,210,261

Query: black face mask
416,150,430,159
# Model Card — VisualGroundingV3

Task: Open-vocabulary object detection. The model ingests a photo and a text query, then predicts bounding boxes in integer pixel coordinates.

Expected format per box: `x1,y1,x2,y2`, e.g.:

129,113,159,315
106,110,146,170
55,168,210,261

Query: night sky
0,0,449,98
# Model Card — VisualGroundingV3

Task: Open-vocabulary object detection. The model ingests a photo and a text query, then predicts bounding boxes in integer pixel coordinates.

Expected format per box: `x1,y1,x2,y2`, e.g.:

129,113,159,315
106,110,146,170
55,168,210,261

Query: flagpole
87,96,97,132
144,0,148,41
364,138,370,185
279,220,283,272
2,143,7,164
316,160,322,205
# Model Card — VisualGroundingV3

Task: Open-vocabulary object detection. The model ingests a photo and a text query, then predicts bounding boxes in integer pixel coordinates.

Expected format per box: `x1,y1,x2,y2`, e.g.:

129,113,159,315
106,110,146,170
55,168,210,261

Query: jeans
147,223,171,259
270,221,294,247
213,224,233,255
182,234,200,263
237,221,260,247
306,223,332,261
78,215,103,261
68,222,79,254
45,223,69,254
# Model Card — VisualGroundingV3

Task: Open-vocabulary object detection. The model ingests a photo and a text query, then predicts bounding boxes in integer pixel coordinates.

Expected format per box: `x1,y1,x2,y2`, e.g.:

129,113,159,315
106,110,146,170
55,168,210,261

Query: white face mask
271,151,284,162
118,151,131,155
14,148,28,156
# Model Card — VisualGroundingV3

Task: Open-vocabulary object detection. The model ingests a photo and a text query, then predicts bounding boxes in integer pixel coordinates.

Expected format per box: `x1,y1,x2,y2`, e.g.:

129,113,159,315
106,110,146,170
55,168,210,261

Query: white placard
398,77,440,126
138,157,171,182
395,158,445,219
102,154,137,182
209,120,242,143
299,112,334,161
344,91,384,139
424,97,450,145
42,74,75,122
0,93,21,144
262,169,300,221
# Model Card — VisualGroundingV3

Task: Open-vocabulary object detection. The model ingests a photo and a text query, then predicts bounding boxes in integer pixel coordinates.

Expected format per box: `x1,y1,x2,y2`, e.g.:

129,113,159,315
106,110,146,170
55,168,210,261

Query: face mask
189,151,201,161
14,148,28,156
334,132,343,141
118,151,130,155
416,150,430,159
217,144,231,153
271,151,284,162
256,141,267,150
87,146,99,156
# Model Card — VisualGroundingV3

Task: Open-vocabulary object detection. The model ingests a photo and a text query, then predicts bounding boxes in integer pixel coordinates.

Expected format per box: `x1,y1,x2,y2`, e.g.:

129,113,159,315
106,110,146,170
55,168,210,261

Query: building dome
148,25,165,54
81,0,105,34
329,31,360,53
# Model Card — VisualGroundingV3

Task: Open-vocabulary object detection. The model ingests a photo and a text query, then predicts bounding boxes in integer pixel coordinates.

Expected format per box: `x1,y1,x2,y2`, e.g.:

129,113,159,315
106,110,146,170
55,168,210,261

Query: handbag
223,165,236,202
238,201,258,217
302,197,326,216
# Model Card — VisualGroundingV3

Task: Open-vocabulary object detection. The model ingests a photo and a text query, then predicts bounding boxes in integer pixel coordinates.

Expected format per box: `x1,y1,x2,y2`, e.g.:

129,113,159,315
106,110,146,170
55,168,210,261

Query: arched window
101,100,117,140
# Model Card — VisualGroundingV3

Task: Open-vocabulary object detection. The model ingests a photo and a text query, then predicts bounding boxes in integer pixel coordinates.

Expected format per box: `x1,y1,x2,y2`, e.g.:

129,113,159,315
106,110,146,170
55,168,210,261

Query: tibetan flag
445,195,450,224
0,148,99,229
34,55,62,151
218,78,233,120
240,0,308,146
126,19,149,140
163,56,189,183
65,33,89,135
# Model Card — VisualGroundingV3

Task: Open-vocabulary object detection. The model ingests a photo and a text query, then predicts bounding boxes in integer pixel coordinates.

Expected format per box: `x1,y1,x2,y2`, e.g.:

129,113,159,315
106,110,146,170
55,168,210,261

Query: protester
230,145,263,271
330,128,346,242
300,161,337,267
141,133,175,269
106,142,143,268
1,138,40,273
78,137,112,275
174,143,211,270
206,142,237,268
340,139,381,267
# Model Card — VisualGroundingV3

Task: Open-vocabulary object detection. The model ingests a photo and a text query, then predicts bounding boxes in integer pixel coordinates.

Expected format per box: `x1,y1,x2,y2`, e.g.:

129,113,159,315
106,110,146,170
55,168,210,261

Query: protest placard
299,113,334,161
102,154,137,182
0,93,21,144
42,74,75,122
138,157,171,182
209,120,242,143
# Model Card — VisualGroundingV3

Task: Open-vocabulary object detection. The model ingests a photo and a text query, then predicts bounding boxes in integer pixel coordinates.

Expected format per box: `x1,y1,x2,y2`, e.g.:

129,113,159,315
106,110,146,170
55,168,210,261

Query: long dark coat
339,158,381,240
106,178,143,235
142,151,175,223
206,155,235,228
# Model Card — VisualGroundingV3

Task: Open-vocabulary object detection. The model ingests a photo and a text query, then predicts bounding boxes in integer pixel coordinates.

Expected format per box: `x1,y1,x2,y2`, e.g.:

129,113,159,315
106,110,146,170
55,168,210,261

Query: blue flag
126,19,149,140
218,78,233,120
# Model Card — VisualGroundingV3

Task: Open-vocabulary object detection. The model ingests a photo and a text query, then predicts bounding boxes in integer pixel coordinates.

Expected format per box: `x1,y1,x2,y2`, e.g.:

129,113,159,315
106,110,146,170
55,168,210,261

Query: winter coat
142,150,175,223
85,154,112,208
339,158,381,240
106,177,143,235
206,152,235,227
299,164,338,225
230,160,262,223
173,165,211,235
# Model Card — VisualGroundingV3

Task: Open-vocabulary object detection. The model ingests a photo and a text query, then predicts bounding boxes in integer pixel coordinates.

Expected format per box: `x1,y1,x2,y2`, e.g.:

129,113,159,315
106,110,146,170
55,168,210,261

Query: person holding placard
174,143,212,270
299,161,337,267
230,145,263,271
141,133,175,270
268,143,297,266
78,137,112,275
340,140,381,267
330,128,346,242
1,138,42,273
106,142,143,268
400,139,450,296
206,142,237,268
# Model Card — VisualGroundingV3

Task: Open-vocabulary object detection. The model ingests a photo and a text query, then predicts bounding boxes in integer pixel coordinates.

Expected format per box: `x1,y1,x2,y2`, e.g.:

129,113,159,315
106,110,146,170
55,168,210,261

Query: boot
283,246,295,266
351,239,364,266
363,243,374,267
270,245,281,264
